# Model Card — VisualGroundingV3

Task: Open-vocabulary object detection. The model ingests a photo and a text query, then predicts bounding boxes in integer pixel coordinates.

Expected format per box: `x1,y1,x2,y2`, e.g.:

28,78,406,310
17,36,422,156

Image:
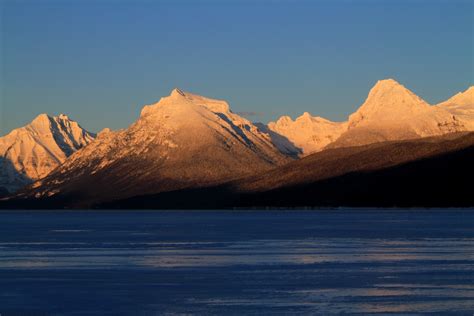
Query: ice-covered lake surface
0,210,473,315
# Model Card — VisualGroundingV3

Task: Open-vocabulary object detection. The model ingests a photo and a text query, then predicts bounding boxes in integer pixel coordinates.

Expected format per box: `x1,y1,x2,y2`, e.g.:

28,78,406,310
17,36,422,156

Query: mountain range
97,132,474,209
9,89,288,204
268,79,472,155
1,79,473,208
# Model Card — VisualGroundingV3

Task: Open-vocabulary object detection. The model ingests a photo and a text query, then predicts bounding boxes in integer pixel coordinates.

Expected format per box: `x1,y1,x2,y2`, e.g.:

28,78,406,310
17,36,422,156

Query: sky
1,0,473,135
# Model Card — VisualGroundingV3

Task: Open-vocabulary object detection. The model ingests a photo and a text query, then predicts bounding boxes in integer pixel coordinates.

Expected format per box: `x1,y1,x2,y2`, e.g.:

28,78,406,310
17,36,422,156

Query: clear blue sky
1,0,473,135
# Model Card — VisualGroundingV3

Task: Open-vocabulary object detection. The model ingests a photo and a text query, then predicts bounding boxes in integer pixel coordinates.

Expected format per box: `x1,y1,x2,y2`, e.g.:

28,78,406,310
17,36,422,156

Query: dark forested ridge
2,132,474,209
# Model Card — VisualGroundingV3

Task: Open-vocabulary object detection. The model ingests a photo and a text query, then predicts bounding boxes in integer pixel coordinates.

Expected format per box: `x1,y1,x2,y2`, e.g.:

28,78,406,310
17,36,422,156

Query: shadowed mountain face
254,123,302,158
105,132,474,209
0,157,30,195
0,188,8,198
6,132,472,209
235,132,474,208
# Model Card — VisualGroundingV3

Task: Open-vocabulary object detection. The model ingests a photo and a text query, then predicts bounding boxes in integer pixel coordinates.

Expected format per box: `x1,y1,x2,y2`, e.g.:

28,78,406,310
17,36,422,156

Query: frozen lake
0,210,473,315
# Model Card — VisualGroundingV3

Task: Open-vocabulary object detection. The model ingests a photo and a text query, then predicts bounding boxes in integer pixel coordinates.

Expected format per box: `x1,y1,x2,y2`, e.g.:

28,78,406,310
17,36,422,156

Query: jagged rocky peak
32,113,50,122
172,87,186,97
31,112,67,124
27,113,94,142
0,113,95,193
57,113,71,120
29,113,53,130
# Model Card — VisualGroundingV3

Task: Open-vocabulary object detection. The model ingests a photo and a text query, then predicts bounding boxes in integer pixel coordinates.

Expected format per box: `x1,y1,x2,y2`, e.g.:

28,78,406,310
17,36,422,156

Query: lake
0,210,473,315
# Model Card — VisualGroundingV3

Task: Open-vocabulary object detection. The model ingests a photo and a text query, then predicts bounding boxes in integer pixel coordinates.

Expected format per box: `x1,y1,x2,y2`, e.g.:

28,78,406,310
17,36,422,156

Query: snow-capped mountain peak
436,86,474,129
299,112,313,120
0,114,95,193
275,116,293,126
367,78,429,108
267,79,473,153
268,112,347,156
140,88,231,118
371,78,402,89
171,87,186,97
328,79,470,148
437,86,474,108
348,78,431,128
